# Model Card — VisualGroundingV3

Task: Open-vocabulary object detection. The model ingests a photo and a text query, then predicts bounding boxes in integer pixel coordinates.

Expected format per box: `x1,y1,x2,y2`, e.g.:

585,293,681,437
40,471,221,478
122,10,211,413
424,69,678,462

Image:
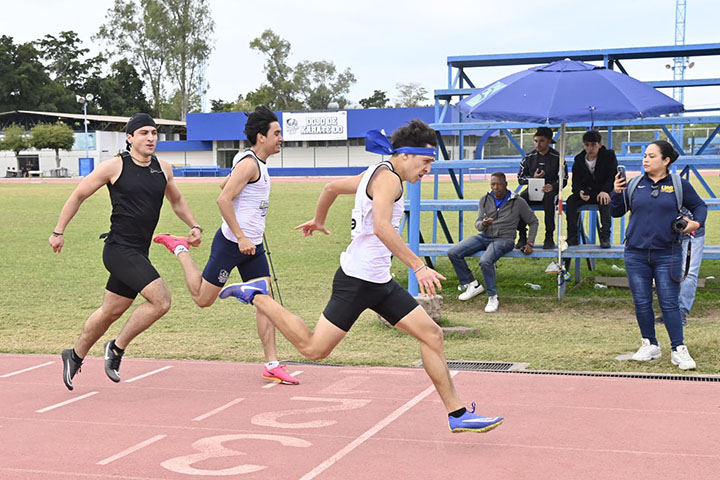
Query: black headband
126,113,157,135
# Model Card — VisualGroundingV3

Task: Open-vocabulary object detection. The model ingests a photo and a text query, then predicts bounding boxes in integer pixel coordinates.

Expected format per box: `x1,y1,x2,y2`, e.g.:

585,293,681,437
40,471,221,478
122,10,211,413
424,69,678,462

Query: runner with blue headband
220,119,504,434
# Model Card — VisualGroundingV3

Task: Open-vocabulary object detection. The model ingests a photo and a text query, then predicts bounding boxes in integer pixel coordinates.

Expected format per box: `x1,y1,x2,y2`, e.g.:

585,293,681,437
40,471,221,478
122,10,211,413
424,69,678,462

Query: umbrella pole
557,123,566,300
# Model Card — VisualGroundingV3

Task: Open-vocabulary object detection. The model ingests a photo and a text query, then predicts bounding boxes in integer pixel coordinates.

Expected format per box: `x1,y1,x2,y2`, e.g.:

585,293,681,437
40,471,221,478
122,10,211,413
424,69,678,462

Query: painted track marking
263,370,303,389
1,361,54,378
124,366,173,383
297,371,459,480
35,391,99,413
192,398,245,421
97,434,167,465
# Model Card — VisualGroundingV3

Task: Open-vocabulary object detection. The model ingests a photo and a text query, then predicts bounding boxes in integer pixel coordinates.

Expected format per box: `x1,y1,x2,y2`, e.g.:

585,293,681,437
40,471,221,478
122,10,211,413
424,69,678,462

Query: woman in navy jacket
610,140,707,370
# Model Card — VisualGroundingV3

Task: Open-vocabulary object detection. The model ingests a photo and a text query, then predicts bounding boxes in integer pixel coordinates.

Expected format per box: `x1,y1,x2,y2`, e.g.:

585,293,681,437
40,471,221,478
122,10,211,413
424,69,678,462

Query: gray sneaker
104,341,123,383
61,349,82,391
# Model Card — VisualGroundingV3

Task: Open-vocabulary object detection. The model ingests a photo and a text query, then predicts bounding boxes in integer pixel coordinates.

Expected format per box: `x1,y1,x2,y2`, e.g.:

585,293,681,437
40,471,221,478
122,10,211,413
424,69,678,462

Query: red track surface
1,353,719,479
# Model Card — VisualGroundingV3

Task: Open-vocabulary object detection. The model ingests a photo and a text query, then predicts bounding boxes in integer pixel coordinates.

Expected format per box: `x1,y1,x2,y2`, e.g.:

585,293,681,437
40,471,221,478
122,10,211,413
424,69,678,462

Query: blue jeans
679,234,705,315
624,246,684,349
447,234,515,297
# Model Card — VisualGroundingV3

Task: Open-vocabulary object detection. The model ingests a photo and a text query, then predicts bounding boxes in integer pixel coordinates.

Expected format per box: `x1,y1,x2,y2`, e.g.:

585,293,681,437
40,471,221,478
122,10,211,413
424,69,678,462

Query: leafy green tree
359,90,389,109
294,60,356,110
248,30,355,111
249,30,301,110
0,124,30,168
30,122,75,169
395,82,429,107
96,0,170,117
159,0,214,120
87,59,152,116
36,31,105,93
0,36,67,111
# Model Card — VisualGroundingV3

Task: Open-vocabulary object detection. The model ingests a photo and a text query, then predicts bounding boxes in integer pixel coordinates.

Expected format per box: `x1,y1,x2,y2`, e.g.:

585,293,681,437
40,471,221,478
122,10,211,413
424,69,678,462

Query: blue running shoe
448,402,503,433
219,279,268,304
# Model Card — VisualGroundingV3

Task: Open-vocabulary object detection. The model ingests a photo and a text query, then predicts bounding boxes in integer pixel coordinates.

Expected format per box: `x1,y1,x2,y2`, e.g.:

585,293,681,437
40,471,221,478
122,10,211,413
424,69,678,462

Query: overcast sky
2,0,719,111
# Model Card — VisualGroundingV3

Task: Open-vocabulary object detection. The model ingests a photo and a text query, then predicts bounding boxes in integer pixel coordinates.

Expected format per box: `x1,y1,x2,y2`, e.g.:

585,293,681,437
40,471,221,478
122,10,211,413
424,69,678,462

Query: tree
88,59,152,116
159,0,214,120
0,124,30,169
96,0,170,117
249,30,301,110
30,123,75,169
294,60,356,110
359,90,389,109
395,82,429,107
248,29,355,111
0,35,68,112
36,31,105,93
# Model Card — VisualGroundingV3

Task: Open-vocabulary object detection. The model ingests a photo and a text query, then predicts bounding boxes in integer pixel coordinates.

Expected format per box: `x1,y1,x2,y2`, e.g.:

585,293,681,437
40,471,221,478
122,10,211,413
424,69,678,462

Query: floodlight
86,94,94,101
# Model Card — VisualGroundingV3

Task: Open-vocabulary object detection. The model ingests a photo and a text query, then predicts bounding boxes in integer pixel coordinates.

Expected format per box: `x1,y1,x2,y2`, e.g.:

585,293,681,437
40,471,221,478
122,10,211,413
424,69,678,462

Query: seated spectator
448,172,538,313
566,130,618,248
517,127,568,249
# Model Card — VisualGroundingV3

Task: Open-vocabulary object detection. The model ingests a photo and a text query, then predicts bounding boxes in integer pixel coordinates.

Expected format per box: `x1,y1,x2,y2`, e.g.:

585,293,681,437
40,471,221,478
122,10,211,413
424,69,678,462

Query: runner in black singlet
49,113,203,391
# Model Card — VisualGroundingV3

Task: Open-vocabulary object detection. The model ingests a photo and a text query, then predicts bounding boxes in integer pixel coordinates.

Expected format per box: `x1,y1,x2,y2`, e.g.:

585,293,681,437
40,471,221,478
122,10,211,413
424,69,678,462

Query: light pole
76,94,94,160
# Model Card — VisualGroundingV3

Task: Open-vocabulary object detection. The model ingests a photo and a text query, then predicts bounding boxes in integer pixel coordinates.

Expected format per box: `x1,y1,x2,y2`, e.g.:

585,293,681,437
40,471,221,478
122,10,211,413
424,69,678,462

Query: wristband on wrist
413,264,427,274
191,225,203,232
52,231,63,236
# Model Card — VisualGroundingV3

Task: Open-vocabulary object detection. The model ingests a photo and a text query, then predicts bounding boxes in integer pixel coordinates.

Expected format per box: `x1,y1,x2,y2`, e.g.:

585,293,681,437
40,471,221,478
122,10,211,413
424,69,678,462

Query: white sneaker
631,338,662,361
484,295,499,313
671,345,696,370
458,281,484,301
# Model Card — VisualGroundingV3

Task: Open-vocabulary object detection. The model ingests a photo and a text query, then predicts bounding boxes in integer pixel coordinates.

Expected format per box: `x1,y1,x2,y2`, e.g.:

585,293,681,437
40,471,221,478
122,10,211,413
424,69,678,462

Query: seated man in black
517,127,568,249
566,130,618,248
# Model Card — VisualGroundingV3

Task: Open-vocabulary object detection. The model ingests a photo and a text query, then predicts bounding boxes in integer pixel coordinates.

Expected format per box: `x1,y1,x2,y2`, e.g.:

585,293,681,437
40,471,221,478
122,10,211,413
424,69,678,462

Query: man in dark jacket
448,172,538,313
566,130,618,248
517,127,568,249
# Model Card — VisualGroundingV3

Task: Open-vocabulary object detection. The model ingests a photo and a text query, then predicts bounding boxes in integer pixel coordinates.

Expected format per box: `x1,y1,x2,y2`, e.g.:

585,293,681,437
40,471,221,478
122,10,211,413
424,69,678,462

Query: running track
1,354,718,479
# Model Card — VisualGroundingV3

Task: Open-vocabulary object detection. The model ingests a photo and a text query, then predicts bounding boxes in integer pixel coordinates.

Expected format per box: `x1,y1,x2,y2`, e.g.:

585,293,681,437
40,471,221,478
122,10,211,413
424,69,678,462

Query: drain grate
446,361,522,372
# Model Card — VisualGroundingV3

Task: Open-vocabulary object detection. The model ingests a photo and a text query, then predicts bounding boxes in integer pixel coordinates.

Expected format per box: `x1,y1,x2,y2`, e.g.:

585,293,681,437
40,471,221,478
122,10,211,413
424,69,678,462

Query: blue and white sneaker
219,279,268,304
448,402,503,433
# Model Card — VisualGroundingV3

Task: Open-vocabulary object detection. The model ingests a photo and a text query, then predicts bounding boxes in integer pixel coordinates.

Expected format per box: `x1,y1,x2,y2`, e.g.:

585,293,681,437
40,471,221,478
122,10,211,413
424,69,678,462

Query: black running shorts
103,241,160,299
322,267,419,332
201,229,270,287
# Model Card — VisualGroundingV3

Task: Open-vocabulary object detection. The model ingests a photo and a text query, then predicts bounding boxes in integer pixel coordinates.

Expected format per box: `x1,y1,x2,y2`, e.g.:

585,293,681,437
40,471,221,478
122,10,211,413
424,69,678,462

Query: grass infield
1,177,718,374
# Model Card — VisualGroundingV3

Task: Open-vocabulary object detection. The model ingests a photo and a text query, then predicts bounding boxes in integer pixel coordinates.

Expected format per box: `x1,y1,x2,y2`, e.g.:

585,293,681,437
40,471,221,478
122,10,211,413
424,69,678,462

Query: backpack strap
626,175,642,210
627,173,683,211
670,173,683,212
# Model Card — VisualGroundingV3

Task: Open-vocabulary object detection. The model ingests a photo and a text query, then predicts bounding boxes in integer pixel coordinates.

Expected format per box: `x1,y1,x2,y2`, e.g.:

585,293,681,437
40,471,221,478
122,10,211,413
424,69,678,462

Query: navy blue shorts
322,267,419,332
103,241,160,299
202,229,270,286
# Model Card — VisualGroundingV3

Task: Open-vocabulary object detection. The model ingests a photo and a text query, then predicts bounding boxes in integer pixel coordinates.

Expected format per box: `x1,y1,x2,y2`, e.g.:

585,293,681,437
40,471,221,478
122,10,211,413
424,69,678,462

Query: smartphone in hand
617,165,627,182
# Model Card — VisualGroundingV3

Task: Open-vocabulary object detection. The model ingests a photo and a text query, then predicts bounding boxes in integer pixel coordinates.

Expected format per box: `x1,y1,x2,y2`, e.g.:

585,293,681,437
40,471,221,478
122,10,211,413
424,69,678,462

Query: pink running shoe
262,365,300,385
153,234,189,253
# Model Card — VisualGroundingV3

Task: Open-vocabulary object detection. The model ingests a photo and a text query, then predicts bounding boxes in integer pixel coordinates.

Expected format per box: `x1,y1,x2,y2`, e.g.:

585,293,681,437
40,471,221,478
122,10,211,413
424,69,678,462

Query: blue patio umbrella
456,59,683,297
457,59,683,123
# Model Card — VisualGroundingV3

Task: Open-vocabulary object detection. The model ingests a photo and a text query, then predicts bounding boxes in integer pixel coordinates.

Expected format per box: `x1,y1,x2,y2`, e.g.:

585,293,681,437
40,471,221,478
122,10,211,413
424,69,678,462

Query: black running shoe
61,349,82,391
104,341,123,383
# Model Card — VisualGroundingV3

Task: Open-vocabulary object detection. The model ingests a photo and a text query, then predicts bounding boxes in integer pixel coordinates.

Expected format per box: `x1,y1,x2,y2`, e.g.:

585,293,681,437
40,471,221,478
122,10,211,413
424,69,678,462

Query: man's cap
126,113,157,135
534,126,555,143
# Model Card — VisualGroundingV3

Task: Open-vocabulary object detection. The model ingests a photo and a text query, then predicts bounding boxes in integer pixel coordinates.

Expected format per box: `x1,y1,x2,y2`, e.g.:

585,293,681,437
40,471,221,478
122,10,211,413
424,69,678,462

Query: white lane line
96,434,167,465
297,371,459,480
263,370,303,389
124,366,173,383
192,398,245,422
1,361,55,378
36,391,99,413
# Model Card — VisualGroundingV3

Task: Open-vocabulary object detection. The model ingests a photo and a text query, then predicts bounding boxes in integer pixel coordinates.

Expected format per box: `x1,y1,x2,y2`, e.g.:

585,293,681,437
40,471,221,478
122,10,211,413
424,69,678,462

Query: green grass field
1,177,718,374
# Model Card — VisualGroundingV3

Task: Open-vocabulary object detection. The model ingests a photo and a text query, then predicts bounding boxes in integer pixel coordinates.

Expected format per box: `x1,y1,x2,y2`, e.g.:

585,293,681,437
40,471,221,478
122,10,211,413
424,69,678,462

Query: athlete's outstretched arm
295,174,363,236
160,159,202,246
49,157,122,254
370,169,445,297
